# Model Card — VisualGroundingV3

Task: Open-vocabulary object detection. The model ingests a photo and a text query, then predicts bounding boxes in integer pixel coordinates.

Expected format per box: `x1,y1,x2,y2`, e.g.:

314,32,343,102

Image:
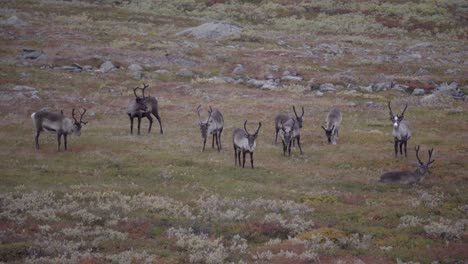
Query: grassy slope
0,0,467,263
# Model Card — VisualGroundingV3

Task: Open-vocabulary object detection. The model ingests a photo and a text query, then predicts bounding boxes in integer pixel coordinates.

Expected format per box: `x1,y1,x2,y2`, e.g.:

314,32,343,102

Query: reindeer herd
30,83,435,184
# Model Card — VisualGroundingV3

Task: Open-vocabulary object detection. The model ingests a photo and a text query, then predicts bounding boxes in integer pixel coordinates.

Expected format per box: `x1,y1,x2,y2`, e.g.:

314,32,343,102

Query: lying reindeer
380,145,435,184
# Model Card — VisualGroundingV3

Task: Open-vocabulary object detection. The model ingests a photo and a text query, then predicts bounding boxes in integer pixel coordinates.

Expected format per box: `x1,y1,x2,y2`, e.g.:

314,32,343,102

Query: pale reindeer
31,108,87,151
380,145,435,184
127,84,163,135
388,101,411,158
197,105,224,152
279,118,295,156
274,106,304,145
233,120,262,168
321,107,342,144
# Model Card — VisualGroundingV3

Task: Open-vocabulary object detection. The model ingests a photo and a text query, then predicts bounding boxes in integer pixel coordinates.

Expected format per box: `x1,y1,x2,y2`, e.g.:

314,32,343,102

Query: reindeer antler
415,145,423,165
196,105,203,123
427,148,435,166
72,108,79,123
243,120,250,134
254,122,262,136
301,106,304,118
388,101,395,118
400,104,408,117
79,108,87,124
141,83,149,98
133,87,141,98
293,106,298,119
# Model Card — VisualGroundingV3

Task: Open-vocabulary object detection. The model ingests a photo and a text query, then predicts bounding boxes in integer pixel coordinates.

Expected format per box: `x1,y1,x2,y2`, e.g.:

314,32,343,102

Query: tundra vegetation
0,0,467,263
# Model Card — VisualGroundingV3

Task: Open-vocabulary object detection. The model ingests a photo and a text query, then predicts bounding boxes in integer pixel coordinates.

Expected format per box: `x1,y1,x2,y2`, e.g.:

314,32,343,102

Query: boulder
433,82,464,97
21,49,46,61
4,16,28,27
319,83,336,92
373,82,393,91
232,64,246,75
177,21,242,40
281,76,303,82
359,85,373,93
99,61,116,73
128,63,143,72
176,69,194,77
412,88,425,96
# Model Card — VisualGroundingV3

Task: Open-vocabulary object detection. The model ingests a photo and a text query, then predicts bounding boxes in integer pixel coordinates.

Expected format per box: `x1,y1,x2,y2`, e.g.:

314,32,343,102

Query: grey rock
314,91,324,97
268,65,280,72
408,42,432,50
433,82,464,97
12,85,37,92
155,69,170,74
247,79,266,88
281,75,303,82
314,43,342,55
206,76,235,83
373,82,393,91
232,64,246,75
320,83,336,92
132,71,142,80
177,21,242,40
412,88,425,96
261,79,279,90
128,63,143,72
99,61,116,73
176,69,194,77
21,49,46,61
392,84,409,93
5,16,28,27
54,64,83,73
398,53,422,63
359,85,373,93
83,65,93,71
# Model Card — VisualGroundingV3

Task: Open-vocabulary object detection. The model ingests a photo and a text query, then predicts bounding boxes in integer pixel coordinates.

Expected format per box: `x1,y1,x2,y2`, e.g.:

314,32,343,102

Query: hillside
0,0,467,263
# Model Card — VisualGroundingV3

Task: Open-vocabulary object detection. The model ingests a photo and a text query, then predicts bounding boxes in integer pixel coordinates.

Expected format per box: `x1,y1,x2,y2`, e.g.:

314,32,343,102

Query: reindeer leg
399,141,403,156
137,115,142,135
128,114,134,135
237,149,241,167
218,128,223,151
404,141,408,157
202,137,207,152
275,129,279,145
57,131,62,152
282,141,287,156
394,138,398,158
242,151,246,168
250,152,254,169
215,133,221,152
64,134,67,151
154,113,163,134
211,133,215,149
288,141,292,156
35,130,40,150
297,135,303,154
234,146,237,166
146,114,153,134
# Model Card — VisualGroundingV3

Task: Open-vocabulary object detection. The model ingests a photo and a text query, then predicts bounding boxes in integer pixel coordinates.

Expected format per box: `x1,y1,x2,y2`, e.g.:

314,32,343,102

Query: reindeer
274,106,304,145
127,84,163,135
388,101,411,158
380,145,435,184
279,118,295,156
197,105,224,152
321,107,342,144
31,108,87,151
233,120,262,168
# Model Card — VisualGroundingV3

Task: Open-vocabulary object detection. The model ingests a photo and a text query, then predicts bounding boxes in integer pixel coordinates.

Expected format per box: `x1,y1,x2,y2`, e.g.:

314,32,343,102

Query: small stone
5,16,28,27
99,61,116,73
373,82,393,91
128,63,143,72
12,85,37,92
320,83,335,92
359,85,373,93
155,69,170,74
412,88,425,96
314,91,324,97
21,49,46,61
176,69,194,77
232,64,246,75
281,75,303,82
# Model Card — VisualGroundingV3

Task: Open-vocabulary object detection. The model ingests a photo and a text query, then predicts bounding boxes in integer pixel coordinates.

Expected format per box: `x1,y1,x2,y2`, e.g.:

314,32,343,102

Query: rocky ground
0,0,467,263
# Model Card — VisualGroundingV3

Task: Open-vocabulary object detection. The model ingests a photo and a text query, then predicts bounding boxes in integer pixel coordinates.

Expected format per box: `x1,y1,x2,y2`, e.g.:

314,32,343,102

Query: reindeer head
321,125,335,144
133,85,148,113
197,105,213,139
415,145,435,177
293,106,305,128
388,101,407,129
244,120,262,150
280,119,295,146
71,108,88,136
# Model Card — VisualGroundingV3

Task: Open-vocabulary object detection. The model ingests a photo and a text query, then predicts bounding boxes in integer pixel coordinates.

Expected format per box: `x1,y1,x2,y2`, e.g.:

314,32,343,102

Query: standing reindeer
197,105,224,152
31,108,87,151
388,101,411,158
380,145,435,184
233,120,262,168
127,84,163,135
321,107,342,144
279,119,295,156
274,106,304,145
